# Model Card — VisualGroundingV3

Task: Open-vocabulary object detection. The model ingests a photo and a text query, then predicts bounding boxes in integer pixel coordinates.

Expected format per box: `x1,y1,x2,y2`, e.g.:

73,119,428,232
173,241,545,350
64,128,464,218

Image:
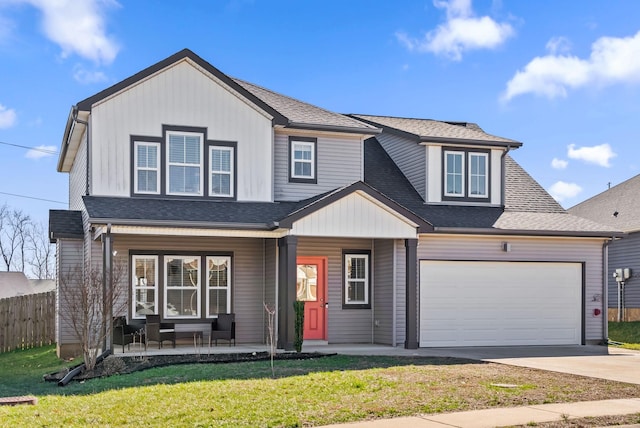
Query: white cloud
545,36,571,55
396,0,514,61
20,0,120,65
548,181,582,202
567,143,616,167
0,104,17,129
73,64,108,84
25,144,57,159
551,158,568,169
503,30,640,101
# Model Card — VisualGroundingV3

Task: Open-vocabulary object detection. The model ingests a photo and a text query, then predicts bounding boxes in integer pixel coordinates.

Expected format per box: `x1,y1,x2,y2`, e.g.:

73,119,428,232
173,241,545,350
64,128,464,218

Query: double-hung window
444,149,489,200
289,137,317,183
132,255,158,319
165,255,200,318
167,132,203,196
134,142,160,194
344,252,370,308
469,153,488,198
209,146,234,197
445,151,464,197
206,256,231,316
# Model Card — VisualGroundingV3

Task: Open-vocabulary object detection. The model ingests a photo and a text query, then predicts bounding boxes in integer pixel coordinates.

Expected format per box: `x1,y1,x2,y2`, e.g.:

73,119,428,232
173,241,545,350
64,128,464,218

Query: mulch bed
44,351,334,383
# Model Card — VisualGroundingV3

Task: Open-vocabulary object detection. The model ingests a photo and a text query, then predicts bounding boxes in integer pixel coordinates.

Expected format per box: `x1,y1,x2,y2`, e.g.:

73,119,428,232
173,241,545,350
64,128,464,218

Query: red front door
296,257,327,340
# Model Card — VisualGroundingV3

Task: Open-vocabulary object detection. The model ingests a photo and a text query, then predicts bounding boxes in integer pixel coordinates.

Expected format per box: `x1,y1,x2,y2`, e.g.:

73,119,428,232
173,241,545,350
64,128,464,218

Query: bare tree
0,204,32,272
27,222,55,279
59,262,127,370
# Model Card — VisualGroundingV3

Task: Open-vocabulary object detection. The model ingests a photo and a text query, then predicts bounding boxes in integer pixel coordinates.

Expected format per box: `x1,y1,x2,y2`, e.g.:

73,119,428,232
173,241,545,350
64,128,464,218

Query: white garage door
420,261,582,347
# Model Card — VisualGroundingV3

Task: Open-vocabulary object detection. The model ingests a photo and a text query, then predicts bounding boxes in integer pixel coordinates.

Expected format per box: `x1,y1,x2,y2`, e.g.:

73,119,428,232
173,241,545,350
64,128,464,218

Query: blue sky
1,0,639,223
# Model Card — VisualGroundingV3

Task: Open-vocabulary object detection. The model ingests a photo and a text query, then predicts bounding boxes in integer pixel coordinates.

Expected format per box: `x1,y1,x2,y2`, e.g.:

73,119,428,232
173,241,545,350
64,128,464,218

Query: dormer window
443,148,490,201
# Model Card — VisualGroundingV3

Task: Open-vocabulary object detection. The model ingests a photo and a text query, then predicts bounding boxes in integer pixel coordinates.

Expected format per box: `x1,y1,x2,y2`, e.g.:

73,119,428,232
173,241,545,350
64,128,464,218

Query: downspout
71,105,90,195
501,146,512,206
392,240,397,347
603,238,610,343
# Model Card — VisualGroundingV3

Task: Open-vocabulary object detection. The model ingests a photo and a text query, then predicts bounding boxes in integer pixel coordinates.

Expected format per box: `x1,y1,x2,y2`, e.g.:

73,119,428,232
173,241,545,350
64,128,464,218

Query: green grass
608,321,640,348
3,345,640,427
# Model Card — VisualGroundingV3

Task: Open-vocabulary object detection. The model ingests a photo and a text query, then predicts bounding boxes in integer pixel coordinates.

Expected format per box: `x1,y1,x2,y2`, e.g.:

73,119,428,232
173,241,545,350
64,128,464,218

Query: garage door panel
420,261,582,347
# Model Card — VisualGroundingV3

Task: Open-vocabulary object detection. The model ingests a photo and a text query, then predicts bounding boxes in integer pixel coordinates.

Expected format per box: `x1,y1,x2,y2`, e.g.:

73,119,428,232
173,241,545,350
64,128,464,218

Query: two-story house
50,49,618,358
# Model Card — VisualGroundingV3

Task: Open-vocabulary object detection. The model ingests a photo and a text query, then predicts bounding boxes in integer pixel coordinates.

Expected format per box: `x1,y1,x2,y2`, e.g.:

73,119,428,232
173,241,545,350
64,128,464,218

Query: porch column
102,224,113,353
405,238,418,349
277,235,298,350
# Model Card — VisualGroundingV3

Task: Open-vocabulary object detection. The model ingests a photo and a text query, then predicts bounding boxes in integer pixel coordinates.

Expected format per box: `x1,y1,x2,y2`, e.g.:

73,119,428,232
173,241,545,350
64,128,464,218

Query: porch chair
210,313,236,346
113,316,145,352
145,314,176,349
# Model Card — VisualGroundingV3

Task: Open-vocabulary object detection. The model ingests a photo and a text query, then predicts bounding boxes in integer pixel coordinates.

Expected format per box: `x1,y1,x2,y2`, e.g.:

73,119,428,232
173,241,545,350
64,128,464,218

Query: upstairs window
134,142,160,194
167,132,203,196
289,137,317,183
445,151,464,197
443,148,490,201
469,153,488,198
209,146,234,197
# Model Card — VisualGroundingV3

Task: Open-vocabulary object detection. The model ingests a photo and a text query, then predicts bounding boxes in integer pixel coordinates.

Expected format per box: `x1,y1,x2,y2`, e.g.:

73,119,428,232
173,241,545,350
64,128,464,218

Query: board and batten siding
417,234,607,342
110,235,267,343
608,232,640,309
376,133,426,200
68,132,87,210
56,239,84,349
274,132,363,201
89,59,274,202
297,237,373,343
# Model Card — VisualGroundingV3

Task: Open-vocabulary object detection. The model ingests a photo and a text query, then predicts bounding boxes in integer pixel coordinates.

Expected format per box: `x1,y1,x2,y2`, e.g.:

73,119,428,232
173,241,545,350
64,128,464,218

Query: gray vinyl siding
608,232,640,309
373,239,393,345
394,239,406,346
113,235,267,343
56,239,84,346
376,132,426,200
417,235,607,343
68,134,87,210
297,237,373,343
274,133,363,201
263,239,277,342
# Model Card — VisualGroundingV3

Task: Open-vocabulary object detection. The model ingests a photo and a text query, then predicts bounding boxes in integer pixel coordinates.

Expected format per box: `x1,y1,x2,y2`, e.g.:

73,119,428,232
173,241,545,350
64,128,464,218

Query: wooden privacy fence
0,291,56,353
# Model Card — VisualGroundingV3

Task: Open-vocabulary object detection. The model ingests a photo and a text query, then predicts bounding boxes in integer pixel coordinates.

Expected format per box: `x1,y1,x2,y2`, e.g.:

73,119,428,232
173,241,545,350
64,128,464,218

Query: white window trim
291,140,315,180
205,256,232,318
468,152,488,198
344,253,369,305
131,255,159,319
134,141,160,195
444,150,465,197
164,255,201,319
209,146,234,197
166,131,204,196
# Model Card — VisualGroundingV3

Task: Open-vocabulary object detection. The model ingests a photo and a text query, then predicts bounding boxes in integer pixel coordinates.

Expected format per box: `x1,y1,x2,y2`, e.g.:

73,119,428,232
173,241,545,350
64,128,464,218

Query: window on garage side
468,152,488,198
165,255,201,318
206,256,231,317
445,150,464,197
343,251,371,309
132,255,158,319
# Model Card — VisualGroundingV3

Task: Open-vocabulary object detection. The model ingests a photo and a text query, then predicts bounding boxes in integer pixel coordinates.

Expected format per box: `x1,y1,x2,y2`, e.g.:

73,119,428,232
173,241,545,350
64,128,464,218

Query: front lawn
608,321,640,349
2,345,640,427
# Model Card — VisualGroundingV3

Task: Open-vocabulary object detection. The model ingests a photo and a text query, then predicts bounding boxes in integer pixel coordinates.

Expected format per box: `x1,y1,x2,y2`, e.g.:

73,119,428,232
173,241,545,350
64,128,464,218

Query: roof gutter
430,227,626,239
419,136,522,148
286,122,381,135
88,217,282,231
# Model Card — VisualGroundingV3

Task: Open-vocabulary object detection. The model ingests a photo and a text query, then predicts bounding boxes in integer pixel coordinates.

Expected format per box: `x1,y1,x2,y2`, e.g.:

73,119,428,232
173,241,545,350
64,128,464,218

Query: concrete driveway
305,344,640,385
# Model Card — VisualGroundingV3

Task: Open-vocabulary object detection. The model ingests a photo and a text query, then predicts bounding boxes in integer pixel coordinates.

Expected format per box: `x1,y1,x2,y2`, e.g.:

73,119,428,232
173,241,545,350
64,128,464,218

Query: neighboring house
30,279,56,294
569,174,640,321
0,272,35,299
49,49,618,358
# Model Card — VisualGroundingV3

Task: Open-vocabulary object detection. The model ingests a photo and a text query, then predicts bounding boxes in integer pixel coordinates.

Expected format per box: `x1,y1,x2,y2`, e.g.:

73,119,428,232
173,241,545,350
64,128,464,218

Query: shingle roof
504,155,566,214
0,272,34,299
351,114,521,146
49,210,84,242
234,79,379,133
568,173,640,233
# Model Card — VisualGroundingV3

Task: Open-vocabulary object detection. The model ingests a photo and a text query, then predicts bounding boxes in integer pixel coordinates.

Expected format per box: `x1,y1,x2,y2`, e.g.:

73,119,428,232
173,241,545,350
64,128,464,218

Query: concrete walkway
322,398,640,427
